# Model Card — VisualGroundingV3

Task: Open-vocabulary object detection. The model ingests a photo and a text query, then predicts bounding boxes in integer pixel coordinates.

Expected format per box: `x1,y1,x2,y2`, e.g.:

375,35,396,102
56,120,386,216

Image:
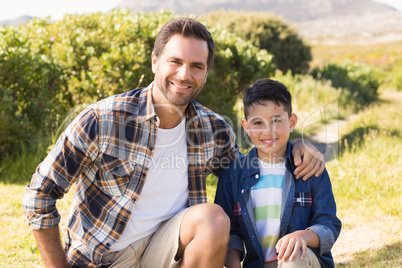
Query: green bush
0,10,275,159
311,61,383,109
389,65,402,91
200,10,312,74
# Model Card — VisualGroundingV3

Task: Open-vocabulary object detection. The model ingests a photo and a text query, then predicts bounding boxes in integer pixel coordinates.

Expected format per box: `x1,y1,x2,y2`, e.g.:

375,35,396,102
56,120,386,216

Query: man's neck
152,85,188,129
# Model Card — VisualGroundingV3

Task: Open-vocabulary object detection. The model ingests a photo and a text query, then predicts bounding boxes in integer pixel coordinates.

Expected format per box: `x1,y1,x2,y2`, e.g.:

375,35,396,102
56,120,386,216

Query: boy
215,79,341,268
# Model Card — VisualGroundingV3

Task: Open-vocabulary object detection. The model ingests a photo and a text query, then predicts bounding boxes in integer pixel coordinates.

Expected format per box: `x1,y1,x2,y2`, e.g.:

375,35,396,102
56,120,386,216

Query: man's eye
192,65,203,70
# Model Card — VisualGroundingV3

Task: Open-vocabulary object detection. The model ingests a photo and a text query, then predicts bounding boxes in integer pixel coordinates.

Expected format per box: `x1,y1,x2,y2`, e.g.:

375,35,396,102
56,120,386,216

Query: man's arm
33,226,70,268
22,107,99,266
291,139,325,180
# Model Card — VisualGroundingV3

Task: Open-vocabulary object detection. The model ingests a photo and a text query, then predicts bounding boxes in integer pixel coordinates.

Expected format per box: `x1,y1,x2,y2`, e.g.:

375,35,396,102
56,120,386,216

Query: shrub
0,10,275,158
200,10,312,74
311,61,383,109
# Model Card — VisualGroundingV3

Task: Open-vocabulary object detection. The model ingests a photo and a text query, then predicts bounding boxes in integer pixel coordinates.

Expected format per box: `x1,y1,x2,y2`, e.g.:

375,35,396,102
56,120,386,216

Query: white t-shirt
251,159,286,262
109,118,188,251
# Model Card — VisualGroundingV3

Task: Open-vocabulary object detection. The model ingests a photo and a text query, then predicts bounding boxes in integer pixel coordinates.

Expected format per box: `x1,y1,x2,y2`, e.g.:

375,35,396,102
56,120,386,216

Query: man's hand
291,139,325,180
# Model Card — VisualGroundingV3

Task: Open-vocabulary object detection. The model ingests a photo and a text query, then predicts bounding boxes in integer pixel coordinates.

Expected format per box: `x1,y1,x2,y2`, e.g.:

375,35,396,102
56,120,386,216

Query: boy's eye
253,121,263,125
272,119,281,123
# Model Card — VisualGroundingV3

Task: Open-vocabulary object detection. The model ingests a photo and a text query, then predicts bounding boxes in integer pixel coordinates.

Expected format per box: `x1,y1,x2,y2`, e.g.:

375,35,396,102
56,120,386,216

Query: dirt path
309,113,401,265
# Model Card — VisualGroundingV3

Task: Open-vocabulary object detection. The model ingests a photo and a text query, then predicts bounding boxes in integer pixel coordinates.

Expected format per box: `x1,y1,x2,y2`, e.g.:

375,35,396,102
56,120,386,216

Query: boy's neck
257,151,287,164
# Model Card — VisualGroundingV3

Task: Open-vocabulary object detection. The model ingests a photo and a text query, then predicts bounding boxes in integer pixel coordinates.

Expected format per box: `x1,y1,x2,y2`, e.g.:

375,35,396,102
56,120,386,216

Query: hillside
295,10,402,45
116,0,395,22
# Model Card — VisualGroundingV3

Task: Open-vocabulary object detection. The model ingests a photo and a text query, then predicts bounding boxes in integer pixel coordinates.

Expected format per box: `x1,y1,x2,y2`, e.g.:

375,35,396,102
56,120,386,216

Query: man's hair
153,17,215,70
243,78,292,119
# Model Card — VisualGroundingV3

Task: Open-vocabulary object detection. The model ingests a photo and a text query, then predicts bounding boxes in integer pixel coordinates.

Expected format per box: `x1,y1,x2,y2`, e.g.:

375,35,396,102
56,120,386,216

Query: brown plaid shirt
22,83,239,267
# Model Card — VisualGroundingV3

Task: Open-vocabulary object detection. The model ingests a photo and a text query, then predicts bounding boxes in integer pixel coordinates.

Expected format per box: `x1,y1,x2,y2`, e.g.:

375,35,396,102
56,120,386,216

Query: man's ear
151,52,157,74
289,113,298,132
241,118,250,135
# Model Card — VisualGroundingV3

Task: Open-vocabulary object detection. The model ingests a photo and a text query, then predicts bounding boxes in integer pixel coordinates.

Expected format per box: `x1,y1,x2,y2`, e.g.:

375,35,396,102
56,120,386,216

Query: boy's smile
242,100,297,163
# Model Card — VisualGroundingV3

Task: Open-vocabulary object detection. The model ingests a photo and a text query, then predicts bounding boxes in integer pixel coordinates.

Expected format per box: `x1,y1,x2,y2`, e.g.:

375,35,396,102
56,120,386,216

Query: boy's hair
153,18,215,71
243,78,292,118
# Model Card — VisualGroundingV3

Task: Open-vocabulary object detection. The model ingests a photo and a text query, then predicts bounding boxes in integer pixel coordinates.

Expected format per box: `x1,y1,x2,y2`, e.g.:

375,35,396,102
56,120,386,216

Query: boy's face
242,100,297,163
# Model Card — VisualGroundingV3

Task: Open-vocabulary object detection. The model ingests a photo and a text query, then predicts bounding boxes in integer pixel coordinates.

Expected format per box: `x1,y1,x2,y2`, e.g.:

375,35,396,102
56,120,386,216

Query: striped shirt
22,82,239,267
251,160,286,262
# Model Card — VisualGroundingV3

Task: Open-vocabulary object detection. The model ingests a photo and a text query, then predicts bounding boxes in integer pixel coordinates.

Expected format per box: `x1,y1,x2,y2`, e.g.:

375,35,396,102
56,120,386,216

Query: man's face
152,34,209,107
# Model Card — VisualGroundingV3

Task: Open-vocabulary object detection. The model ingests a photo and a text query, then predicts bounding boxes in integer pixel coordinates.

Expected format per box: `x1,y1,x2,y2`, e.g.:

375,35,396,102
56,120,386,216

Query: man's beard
155,76,203,107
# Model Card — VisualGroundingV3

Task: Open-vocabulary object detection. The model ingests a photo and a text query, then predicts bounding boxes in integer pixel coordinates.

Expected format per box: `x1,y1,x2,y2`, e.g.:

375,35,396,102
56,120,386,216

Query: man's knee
184,203,230,241
193,203,229,229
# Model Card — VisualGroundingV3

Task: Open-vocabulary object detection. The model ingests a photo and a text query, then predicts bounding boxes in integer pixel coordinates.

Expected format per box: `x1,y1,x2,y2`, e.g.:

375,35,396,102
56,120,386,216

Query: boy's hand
225,249,242,268
276,231,308,262
291,139,324,180
276,230,319,262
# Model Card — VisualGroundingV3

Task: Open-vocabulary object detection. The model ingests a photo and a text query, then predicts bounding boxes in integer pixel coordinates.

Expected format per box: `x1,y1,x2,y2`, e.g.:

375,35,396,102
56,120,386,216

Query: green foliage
197,29,275,121
0,10,275,160
389,65,402,91
311,61,383,109
201,10,312,74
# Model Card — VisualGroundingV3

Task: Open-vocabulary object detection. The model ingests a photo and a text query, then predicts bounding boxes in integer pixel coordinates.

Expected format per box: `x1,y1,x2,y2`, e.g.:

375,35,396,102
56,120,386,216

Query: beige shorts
264,247,321,268
102,208,189,268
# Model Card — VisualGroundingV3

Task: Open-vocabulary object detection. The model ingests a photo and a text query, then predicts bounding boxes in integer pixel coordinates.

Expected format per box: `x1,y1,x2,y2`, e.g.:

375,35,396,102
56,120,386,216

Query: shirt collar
136,81,203,128
136,82,158,125
240,141,296,179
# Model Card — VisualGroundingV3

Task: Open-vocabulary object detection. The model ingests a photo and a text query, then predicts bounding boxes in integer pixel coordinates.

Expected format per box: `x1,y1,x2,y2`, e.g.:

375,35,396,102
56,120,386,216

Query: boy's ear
241,118,250,135
289,113,298,132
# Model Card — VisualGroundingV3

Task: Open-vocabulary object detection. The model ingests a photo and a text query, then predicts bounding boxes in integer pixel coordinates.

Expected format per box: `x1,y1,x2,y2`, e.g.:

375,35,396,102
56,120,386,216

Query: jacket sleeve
307,168,342,255
214,165,245,260
21,107,99,230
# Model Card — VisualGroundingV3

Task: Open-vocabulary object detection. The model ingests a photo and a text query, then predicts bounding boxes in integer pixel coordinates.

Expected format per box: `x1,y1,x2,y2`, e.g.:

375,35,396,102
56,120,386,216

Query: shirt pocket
97,153,136,197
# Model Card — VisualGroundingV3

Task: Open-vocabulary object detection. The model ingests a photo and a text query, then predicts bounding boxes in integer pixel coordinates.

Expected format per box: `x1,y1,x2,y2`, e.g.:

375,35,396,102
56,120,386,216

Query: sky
0,0,401,21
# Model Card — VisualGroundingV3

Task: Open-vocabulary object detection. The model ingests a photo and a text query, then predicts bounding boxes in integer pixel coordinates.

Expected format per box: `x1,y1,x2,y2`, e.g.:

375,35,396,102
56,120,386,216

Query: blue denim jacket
215,142,341,268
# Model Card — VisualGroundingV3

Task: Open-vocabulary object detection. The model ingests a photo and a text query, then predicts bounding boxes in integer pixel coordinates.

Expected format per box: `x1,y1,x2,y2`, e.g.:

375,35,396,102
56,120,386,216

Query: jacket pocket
293,192,312,207
97,153,135,197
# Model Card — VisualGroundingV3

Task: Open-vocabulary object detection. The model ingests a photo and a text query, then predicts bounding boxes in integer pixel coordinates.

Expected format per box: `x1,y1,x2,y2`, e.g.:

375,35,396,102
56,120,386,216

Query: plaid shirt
22,83,239,267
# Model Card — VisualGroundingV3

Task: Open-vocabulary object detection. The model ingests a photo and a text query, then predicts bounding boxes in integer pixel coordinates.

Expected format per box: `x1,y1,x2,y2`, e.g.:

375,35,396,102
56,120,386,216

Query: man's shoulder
93,88,144,114
191,100,231,128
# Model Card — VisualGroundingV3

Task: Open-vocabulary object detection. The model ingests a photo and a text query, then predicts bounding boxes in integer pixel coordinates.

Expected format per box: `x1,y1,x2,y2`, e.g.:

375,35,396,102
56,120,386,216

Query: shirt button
255,174,259,179
241,189,244,193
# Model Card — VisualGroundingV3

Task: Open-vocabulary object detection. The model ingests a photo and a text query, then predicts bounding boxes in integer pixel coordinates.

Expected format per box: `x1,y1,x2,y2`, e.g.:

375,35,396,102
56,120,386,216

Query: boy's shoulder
222,147,259,176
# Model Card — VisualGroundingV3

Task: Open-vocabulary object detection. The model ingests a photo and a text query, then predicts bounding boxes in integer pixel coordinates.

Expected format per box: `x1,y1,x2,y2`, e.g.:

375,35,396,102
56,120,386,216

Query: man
22,18,324,268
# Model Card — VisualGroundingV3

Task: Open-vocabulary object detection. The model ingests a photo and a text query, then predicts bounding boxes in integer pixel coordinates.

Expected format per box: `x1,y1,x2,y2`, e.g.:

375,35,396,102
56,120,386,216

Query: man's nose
177,64,191,80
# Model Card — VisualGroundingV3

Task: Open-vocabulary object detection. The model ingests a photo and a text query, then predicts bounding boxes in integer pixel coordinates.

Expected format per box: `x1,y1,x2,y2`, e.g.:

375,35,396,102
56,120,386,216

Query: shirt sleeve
207,118,240,177
21,107,99,230
307,169,342,255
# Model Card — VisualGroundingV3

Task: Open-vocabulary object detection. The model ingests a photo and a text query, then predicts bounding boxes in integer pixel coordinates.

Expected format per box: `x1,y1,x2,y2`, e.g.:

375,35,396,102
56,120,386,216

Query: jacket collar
240,141,296,179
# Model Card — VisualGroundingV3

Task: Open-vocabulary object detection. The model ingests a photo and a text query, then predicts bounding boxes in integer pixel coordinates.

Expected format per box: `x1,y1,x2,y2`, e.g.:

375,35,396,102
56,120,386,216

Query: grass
1,88,401,267
310,41,402,71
